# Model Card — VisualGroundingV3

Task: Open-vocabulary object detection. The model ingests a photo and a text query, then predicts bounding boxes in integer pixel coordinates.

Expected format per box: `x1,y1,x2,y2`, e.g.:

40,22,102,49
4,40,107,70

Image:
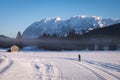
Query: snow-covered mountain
22,16,120,38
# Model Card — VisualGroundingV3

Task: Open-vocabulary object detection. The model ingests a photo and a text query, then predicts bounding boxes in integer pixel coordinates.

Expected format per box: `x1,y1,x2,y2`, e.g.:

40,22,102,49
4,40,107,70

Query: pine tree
16,31,22,38
16,31,23,48
67,29,75,38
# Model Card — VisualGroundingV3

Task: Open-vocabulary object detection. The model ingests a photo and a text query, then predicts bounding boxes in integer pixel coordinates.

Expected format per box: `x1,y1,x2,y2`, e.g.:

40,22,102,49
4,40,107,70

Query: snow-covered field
0,51,120,80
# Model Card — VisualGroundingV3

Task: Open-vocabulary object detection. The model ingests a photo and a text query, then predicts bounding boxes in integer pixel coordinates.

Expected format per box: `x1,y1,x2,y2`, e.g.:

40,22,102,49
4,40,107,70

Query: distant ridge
0,35,9,38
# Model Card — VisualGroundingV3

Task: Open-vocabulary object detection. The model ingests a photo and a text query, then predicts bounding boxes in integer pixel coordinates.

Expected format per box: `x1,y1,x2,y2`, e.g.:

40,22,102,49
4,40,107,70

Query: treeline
36,23,120,51
0,23,120,51
38,29,85,39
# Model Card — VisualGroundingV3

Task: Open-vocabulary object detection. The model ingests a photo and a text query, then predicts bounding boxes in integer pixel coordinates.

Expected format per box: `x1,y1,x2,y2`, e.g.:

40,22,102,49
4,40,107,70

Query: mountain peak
92,16,101,20
55,17,61,21
42,17,61,23
72,15,87,18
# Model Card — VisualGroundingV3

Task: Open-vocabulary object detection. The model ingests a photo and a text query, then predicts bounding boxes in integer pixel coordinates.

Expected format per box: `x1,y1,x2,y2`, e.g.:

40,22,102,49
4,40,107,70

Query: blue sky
0,0,120,37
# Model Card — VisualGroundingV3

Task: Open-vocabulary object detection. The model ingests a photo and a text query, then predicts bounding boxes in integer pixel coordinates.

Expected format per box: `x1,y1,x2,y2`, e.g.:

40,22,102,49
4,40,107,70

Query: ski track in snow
0,60,13,74
0,52,120,80
31,58,60,80
73,62,106,80
86,63,120,80
0,54,13,73
53,58,106,80
83,60,120,72
56,58,120,80
0,54,61,80
50,58,99,80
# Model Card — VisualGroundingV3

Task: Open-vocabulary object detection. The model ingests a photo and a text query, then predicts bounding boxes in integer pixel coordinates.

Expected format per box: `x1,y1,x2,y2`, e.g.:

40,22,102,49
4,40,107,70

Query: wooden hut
10,45,19,52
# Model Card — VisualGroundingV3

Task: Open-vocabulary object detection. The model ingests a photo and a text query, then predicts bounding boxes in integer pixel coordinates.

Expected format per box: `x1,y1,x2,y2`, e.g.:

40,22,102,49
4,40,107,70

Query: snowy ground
0,51,120,80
